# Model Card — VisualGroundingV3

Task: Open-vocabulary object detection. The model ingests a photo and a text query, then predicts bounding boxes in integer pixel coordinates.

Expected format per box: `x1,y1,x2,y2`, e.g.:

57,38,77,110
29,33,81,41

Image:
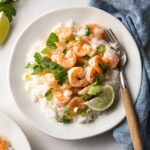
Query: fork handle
122,88,143,150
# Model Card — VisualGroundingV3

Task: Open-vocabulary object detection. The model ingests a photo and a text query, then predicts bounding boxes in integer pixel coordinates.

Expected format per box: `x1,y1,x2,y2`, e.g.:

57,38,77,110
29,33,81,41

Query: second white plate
0,111,31,150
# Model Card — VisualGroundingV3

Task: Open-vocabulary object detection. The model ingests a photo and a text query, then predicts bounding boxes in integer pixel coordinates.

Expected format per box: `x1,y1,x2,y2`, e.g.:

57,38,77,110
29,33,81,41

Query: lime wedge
0,12,9,44
86,84,115,111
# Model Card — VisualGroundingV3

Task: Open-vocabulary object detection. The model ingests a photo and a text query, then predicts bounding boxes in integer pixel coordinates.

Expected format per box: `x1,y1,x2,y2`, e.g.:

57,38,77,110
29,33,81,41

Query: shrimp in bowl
24,21,120,124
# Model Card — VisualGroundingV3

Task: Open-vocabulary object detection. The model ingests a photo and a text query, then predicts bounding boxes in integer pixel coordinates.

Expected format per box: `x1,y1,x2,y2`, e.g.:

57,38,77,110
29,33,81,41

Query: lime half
86,84,115,111
0,12,9,44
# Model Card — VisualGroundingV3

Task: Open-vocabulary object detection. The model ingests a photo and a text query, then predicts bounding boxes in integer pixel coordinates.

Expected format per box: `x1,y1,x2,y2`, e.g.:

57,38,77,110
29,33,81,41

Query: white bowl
9,7,142,140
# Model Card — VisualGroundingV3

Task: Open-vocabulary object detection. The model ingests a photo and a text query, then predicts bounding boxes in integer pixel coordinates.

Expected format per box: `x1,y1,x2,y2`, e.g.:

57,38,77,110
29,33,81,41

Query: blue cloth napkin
87,0,150,149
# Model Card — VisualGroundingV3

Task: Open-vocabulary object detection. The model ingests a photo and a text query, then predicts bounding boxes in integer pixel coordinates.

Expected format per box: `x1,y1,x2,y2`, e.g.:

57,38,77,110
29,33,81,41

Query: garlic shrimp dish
24,21,120,124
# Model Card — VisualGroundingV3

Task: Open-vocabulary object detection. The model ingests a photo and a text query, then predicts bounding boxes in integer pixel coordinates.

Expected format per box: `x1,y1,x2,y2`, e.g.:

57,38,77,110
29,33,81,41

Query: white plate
9,7,142,140
0,111,31,149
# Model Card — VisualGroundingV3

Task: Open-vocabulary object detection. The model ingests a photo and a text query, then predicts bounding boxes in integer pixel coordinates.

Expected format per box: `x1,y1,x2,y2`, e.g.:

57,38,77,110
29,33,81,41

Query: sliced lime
0,12,9,44
85,84,115,111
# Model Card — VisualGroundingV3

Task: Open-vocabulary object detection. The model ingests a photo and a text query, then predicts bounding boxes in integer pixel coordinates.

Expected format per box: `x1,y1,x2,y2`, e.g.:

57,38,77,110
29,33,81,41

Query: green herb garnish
85,26,91,36
76,62,84,67
64,107,76,115
45,89,52,101
34,52,42,64
99,63,107,73
0,0,17,22
84,55,90,60
32,65,43,75
41,47,51,54
97,44,105,53
46,32,58,49
59,115,72,123
93,74,105,85
63,49,67,55
79,106,88,116
33,53,68,84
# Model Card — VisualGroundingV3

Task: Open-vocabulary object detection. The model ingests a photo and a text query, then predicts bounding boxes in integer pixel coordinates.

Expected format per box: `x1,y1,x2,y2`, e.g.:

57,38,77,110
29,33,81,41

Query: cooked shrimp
0,139,9,150
55,26,73,42
73,40,92,57
50,46,65,63
67,97,84,110
60,83,71,90
85,66,97,83
102,49,119,69
87,24,104,39
68,67,89,87
77,57,88,66
89,55,103,74
57,49,77,69
53,89,72,104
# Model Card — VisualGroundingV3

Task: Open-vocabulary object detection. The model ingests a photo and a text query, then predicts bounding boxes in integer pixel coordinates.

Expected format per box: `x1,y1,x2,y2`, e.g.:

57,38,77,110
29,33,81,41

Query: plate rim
8,6,142,140
0,110,32,149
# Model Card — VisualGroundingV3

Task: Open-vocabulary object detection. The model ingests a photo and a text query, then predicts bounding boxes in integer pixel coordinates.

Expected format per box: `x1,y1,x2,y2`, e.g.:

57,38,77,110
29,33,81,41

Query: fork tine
104,29,121,54
108,29,122,47
104,30,115,43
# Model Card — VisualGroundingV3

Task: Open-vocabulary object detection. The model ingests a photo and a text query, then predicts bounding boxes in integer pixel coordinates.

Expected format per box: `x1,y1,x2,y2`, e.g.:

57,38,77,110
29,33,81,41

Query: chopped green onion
75,36,82,41
99,63,107,72
93,74,105,85
84,55,90,60
64,107,76,115
45,89,53,101
85,26,91,36
79,106,88,116
63,49,67,55
97,44,105,53
76,62,84,67
25,63,32,69
59,115,72,123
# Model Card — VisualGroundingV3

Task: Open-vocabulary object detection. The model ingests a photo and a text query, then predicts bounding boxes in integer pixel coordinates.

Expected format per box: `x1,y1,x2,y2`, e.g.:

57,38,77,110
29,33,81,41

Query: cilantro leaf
41,47,51,54
32,65,43,75
51,64,68,84
0,1,16,22
34,52,42,64
46,32,58,48
33,52,68,84
85,26,91,36
45,89,52,101
59,115,72,123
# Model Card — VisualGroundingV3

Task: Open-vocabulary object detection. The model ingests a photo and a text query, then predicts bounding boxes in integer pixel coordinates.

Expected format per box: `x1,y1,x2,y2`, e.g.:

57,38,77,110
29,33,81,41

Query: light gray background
0,0,121,149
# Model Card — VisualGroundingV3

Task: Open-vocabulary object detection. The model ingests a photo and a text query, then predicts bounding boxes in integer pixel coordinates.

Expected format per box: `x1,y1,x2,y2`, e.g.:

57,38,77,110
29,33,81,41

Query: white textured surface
0,0,120,149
